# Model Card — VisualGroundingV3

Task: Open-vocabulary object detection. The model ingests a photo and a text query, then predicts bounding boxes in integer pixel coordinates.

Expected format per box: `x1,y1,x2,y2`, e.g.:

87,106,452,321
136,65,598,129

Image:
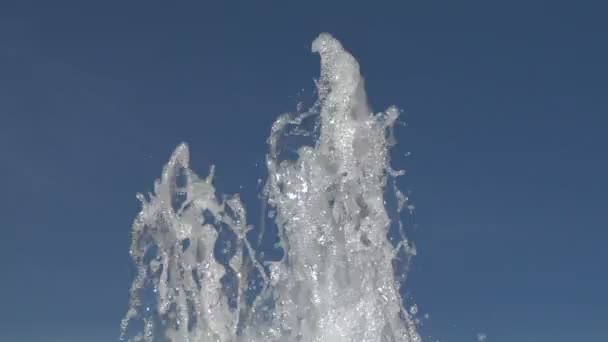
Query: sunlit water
121,33,420,342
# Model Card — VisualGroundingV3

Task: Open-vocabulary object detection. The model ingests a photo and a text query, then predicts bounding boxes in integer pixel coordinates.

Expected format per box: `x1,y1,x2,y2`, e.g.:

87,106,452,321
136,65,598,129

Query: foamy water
121,33,420,342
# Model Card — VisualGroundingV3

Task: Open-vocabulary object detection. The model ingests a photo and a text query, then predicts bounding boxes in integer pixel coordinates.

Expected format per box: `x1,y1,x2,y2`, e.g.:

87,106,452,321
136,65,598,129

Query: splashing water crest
121,33,420,342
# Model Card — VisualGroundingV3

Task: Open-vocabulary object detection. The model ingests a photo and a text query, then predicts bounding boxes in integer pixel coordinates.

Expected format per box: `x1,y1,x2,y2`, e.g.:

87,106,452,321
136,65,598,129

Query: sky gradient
1,1,607,341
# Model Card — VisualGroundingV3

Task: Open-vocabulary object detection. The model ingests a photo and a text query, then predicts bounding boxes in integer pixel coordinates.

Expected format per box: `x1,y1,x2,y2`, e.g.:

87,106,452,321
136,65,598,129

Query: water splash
121,33,420,342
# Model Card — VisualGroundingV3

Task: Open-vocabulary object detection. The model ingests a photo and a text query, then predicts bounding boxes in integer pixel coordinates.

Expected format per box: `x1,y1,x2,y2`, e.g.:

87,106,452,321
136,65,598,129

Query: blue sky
1,1,607,341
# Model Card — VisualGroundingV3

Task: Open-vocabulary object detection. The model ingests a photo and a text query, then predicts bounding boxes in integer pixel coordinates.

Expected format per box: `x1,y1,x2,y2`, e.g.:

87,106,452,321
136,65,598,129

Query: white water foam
121,33,420,342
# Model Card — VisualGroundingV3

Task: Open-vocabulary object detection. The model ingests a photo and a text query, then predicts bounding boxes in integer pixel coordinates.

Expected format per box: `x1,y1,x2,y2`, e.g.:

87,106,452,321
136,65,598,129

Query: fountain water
121,33,420,342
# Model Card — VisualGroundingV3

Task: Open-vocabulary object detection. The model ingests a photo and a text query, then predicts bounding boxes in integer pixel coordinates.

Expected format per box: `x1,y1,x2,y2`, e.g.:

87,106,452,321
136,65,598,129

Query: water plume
121,33,420,342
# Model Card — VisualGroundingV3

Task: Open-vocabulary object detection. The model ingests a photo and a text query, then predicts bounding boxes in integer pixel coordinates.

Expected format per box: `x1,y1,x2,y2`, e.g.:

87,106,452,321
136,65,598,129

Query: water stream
121,33,420,342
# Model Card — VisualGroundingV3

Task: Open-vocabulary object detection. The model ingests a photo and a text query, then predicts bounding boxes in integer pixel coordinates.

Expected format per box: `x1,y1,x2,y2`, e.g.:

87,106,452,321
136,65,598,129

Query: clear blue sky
1,1,606,341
